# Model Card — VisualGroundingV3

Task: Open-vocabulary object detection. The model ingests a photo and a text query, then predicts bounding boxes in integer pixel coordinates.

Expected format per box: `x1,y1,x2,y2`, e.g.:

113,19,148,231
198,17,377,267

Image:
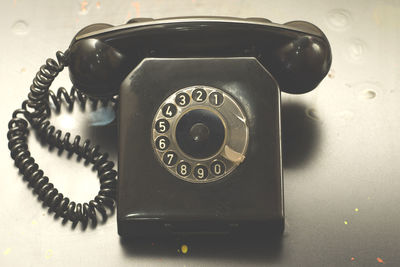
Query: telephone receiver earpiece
68,17,332,98
272,21,332,94
68,23,131,98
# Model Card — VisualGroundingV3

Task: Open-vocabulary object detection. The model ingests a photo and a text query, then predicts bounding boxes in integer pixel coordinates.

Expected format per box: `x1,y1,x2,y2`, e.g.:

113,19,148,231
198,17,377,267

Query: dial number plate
151,86,249,183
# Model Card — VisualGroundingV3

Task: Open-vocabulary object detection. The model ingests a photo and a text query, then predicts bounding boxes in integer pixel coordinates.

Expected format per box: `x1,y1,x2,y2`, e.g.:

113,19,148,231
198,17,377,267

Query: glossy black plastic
118,58,283,237
175,109,225,159
68,17,332,97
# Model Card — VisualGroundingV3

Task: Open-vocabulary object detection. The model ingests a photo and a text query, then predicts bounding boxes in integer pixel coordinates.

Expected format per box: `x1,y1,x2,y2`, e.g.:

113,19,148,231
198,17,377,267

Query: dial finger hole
175,92,190,107
177,162,191,177
163,151,178,166
162,103,177,118
209,92,224,106
192,88,207,102
155,136,170,151
155,119,169,133
211,160,225,176
194,165,208,180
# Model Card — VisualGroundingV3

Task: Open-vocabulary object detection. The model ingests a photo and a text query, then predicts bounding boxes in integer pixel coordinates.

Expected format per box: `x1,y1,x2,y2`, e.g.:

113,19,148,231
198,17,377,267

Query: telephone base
117,58,284,237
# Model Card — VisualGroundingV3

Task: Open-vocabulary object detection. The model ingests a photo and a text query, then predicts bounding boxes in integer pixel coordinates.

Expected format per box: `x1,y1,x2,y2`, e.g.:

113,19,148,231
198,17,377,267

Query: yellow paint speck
32,220,37,225
355,208,359,212
3,248,11,255
181,244,188,254
45,249,53,259
344,220,348,225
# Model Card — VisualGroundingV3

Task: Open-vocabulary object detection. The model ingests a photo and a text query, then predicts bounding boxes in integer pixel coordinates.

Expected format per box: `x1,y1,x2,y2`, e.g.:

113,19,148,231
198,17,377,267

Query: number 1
213,94,219,105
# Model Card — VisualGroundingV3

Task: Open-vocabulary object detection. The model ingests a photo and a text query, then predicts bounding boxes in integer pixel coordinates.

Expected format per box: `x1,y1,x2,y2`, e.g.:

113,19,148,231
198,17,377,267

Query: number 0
214,163,221,174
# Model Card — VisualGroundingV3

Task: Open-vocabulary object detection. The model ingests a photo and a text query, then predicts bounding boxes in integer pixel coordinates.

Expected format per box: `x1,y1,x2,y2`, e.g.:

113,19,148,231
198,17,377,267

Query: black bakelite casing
118,58,284,237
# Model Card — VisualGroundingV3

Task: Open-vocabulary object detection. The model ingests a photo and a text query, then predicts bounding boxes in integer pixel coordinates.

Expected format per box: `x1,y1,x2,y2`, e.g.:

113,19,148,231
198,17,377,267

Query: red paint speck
125,10,132,21
377,257,385,263
80,0,88,12
350,257,355,261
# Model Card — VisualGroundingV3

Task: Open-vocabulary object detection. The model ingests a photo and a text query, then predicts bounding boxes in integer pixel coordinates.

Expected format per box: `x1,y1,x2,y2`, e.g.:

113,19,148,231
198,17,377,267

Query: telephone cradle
7,17,332,237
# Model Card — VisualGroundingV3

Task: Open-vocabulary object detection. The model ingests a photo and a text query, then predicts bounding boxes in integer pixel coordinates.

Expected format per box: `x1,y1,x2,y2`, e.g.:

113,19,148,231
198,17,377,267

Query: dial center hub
176,109,225,159
190,123,210,142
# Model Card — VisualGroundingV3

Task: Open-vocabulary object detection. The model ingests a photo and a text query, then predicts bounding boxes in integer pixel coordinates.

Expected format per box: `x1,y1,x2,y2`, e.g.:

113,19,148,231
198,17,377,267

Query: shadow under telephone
7,17,332,237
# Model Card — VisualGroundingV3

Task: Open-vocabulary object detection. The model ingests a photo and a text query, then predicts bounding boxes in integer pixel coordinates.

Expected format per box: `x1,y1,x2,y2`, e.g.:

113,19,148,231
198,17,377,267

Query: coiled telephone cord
7,50,117,226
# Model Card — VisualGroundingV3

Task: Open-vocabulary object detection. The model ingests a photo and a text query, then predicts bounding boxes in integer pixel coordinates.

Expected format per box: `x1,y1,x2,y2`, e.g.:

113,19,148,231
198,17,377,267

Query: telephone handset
7,17,331,236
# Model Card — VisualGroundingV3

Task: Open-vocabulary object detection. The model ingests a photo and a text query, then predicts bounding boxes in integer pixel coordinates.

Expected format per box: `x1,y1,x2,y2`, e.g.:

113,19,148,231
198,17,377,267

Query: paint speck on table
328,69,335,78
125,10,132,21
96,1,101,8
80,0,88,13
354,208,359,212
31,220,37,225
131,2,141,17
350,257,355,261
376,257,385,263
181,244,188,254
45,249,53,259
3,248,11,255
344,220,348,225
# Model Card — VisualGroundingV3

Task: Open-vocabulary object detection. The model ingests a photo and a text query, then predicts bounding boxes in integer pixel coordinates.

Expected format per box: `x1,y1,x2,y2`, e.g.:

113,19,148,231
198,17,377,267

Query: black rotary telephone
7,17,331,237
